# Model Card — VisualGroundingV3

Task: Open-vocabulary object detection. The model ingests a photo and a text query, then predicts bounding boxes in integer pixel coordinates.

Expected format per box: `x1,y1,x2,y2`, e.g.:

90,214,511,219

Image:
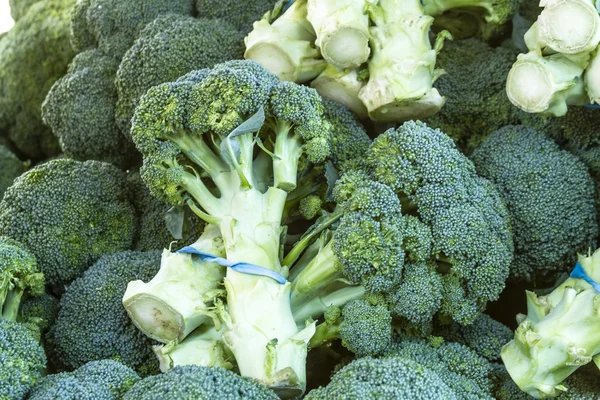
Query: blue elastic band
177,246,288,285
584,104,600,109
282,0,295,12
569,262,600,294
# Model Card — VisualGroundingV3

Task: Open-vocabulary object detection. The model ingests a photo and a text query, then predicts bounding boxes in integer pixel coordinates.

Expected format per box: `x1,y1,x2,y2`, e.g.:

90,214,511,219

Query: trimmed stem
273,121,303,191
293,285,365,326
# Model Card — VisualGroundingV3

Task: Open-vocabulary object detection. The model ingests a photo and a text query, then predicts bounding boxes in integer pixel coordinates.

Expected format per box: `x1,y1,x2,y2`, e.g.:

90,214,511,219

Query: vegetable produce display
0,0,600,399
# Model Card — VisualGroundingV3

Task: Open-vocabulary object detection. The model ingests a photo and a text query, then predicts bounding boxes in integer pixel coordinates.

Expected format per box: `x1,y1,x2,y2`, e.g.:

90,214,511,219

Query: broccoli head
0,144,27,200
28,359,140,400
0,159,137,287
123,365,279,400
471,125,598,283
196,0,275,32
54,251,161,375
0,318,46,400
8,0,43,21
42,50,134,167
19,290,59,338
70,0,194,59
0,0,75,159
115,15,244,136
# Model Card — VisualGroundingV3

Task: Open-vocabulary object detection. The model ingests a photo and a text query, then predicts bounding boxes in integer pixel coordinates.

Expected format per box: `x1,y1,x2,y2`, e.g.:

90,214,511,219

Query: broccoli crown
426,38,524,153
471,125,598,283
195,0,275,32
42,50,133,167
123,365,279,400
127,171,205,251
304,356,457,400
29,359,140,400
0,319,46,400
70,0,194,59
338,299,392,357
333,121,513,328
8,0,43,20
54,251,160,374
0,159,137,287
115,15,244,135
0,0,75,159
0,144,26,199
19,291,59,336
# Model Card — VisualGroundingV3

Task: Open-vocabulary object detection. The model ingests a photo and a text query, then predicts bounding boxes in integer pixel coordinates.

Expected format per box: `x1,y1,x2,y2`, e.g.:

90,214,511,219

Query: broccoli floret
0,0,75,159
115,15,244,135
123,365,279,400
471,125,598,283
0,159,137,287
42,50,134,167
304,356,458,400
8,0,43,20
29,359,140,400
69,0,194,59
426,38,527,153
131,60,332,393
0,144,27,200
127,171,205,251
0,236,43,321
0,319,46,400
196,0,275,32
18,291,59,340
53,251,160,375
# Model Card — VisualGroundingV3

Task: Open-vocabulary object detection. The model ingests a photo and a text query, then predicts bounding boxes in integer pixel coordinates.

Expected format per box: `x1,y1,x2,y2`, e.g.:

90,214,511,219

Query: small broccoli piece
426,38,527,153
471,125,597,283
53,251,160,375
123,365,279,400
0,159,137,287
0,319,46,400
8,0,43,20
42,50,134,167
69,0,194,59
127,171,205,251
115,15,244,135
0,0,75,159
19,291,59,339
304,356,458,400
0,144,27,200
29,359,140,400
0,236,43,321
196,0,275,32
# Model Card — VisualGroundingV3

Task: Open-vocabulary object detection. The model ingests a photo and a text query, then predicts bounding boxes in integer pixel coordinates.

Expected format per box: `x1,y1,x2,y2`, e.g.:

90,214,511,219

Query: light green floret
123,224,226,344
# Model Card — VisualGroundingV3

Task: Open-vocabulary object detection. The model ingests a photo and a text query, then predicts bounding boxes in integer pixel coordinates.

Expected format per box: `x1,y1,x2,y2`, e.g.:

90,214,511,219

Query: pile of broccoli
0,0,599,399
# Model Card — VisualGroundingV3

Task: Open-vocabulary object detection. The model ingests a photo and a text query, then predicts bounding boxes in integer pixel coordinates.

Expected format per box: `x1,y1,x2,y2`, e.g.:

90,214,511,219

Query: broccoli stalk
358,0,449,122
122,224,226,343
310,65,368,118
422,0,520,26
585,48,600,104
306,0,371,69
244,0,326,83
506,52,588,116
501,248,600,399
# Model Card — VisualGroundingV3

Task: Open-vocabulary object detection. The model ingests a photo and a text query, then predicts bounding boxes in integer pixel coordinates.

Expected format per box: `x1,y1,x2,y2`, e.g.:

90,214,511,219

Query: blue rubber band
584,104,600,109
177,246,288,285
570,262,600,294
282,0,295,12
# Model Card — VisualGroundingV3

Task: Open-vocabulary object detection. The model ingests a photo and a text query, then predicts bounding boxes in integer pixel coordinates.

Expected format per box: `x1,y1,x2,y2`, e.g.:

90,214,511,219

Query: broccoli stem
284,212,342,268
274,120,302,191
310,65,368,118
309,319,342,348
422,0,495,17
293,285,366,326
2,288,23,320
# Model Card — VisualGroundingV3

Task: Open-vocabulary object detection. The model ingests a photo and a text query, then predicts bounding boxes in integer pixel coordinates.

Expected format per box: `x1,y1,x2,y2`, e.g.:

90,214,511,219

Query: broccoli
18,290,59,342
471,125,597,283
304,355,464,400
53,251,161,375
501,248,600,398
0,0,75,159
425,38,527,153
0,159,137,287
8,0,43,21
0,236,43,322
310,66,369,119
42,50,133,167
29,359,140,400
115,15,244,136
130,60,333,393
69,0,194,59
196,0,275,32
0,318,46,400
127,171,205,252
0,144,27,199
123,365,279,400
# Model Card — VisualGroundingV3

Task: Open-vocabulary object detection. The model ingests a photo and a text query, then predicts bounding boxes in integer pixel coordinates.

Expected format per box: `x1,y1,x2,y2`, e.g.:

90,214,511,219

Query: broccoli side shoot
0,159,138,287
471,125,598,283
123,365,279,400
0,318,46,400
53,251,161,375
0,144,27,199
28,359,140,400
0,0,75,159
69,0,194,59
42,50,134,167
115,15,244,135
